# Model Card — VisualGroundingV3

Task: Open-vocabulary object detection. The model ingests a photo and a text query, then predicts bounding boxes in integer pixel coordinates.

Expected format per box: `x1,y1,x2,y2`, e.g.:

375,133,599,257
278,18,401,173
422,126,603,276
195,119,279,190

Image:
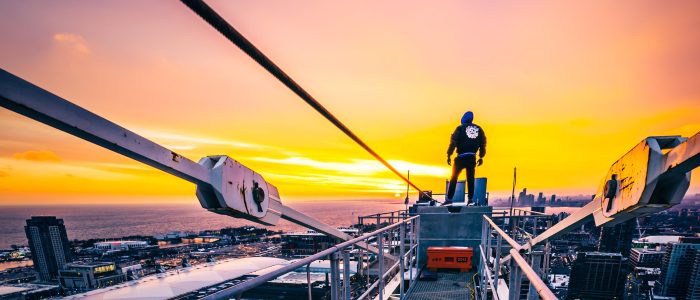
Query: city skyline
1,1,700,205
2,2,699,299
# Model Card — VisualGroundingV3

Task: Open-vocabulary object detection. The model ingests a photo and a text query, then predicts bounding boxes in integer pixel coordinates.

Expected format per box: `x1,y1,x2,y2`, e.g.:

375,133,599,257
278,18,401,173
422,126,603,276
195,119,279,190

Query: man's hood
461,111,474,124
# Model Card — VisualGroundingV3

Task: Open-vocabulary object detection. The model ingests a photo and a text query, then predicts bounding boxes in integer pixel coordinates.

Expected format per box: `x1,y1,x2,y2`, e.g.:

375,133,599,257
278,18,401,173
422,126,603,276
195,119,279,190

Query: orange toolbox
426,246,473,272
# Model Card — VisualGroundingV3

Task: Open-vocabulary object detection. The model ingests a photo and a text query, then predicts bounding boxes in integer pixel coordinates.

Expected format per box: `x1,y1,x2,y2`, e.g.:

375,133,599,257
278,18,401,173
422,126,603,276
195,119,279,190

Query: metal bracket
196,155,282,225
0,68,387,256
523,133,700,250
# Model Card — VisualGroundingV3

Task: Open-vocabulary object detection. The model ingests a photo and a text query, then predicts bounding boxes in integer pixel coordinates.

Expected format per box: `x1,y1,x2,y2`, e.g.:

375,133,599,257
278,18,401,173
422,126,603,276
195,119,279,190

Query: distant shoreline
0,202,591,249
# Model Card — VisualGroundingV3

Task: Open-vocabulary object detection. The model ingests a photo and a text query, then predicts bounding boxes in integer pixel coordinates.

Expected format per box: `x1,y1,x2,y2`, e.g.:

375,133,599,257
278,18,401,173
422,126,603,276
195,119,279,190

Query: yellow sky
1,1,699,205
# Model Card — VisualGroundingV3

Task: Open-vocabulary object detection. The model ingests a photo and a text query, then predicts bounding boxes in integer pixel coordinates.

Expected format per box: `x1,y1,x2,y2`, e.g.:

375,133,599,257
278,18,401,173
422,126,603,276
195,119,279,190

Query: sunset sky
1,1,699,205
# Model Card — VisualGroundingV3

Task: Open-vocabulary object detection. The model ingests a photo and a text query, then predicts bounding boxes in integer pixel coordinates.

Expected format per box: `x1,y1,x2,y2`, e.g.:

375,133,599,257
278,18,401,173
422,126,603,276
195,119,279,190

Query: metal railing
357,210,409,228
203,215,420,300
510,208,552,237
478,215,557,300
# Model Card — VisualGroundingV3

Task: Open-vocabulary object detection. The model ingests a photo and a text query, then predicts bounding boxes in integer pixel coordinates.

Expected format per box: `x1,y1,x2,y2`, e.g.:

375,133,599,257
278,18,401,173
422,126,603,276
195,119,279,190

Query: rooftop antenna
509,167,517,214
509,167,517,236
404,170,410,211
636,218,645,238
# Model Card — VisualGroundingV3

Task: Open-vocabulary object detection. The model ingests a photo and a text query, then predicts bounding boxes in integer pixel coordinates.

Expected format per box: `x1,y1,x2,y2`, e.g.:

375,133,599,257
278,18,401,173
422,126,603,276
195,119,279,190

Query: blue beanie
461,111,474,124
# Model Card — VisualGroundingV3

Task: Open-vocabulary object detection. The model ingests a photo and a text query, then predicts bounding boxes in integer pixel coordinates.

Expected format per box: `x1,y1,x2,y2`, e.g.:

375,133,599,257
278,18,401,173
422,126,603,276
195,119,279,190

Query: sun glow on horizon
1,1,699,205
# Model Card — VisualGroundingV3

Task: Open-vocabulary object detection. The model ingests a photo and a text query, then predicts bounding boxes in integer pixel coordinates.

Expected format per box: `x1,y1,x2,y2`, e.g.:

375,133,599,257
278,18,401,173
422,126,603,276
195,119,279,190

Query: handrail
479,245,500,300
512,208,549,216
358,210,407,216
489,214,548,220
481,215,559,300
509,249,557,300
357,210,408,220
357,244,418,300
483,215,522,251
355,256,400,300
203,216,419,299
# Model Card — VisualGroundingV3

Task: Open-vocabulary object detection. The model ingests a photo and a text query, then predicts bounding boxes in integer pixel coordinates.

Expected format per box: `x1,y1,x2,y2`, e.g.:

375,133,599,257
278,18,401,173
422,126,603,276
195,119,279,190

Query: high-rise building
687,252,700,300
550,194,556,205
568,252,625,300
598,219,636,256
629,247,664,268
518,188,528,206
25,216,72,282
658,237,700,300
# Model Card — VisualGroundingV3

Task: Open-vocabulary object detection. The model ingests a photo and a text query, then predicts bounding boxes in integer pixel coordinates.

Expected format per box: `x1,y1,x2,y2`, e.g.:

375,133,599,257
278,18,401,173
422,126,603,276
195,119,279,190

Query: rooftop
64,257,288,299
631,247,665,254
579,252,623,257
271,272,327,284
634,235,682,244
65,261,115,267
94,241,147,245
0,286,30,296
0,284,58,296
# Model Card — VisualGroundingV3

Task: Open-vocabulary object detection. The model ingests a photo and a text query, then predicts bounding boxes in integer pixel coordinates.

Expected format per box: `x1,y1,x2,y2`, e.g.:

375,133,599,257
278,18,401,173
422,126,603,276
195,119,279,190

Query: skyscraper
518,188,528,206
686,252,700,300
25,216,72,282
598,219,636,256
568,252,625,299
658,237,700,300
537,192,545,205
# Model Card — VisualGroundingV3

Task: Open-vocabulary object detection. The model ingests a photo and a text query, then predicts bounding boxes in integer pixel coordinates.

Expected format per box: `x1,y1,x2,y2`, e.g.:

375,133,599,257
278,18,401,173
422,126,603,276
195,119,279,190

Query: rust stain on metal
171,151,180,162
620,182,634,191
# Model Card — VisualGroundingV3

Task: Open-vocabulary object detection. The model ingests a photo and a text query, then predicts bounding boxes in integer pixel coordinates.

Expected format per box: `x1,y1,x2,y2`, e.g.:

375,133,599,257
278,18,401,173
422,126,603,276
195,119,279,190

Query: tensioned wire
182,0,430,199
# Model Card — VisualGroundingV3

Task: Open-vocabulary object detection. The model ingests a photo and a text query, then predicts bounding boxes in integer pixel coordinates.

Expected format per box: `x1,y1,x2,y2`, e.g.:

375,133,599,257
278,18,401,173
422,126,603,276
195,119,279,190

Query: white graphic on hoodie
465,125,479,139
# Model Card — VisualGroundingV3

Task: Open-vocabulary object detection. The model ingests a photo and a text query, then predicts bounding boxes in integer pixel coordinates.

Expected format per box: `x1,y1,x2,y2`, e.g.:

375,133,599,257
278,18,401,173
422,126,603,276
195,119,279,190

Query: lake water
0,260,32,271
0,200,406,248
0,201,578,249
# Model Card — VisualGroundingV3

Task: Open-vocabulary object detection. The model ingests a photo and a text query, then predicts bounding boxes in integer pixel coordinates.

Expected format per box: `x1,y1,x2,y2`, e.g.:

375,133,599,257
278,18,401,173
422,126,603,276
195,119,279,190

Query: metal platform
406,271,475,300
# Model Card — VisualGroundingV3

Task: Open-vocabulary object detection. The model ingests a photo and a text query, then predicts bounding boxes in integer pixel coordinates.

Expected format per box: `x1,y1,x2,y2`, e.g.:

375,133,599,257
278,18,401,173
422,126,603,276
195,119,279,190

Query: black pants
447,155,476,203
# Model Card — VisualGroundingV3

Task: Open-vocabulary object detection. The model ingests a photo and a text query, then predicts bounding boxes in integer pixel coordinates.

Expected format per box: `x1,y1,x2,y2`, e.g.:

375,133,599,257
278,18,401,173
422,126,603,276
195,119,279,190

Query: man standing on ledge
446,111,487,205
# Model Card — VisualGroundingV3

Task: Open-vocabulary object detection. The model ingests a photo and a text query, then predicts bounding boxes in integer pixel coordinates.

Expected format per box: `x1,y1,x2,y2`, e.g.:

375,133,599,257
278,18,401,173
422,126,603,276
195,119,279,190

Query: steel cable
181,0,428,197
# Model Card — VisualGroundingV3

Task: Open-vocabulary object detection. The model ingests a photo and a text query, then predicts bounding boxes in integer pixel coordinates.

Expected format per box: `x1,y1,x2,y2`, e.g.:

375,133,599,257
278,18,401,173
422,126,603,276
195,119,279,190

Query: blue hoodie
461,111,474,124
448,111,486,157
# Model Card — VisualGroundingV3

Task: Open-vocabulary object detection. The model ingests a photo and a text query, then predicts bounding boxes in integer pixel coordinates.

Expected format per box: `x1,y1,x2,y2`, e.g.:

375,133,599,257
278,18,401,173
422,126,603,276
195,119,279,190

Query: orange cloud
12,150,62,162
0,2,699,203
52,33,90,54
137,128,272,151
249,155,447,178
